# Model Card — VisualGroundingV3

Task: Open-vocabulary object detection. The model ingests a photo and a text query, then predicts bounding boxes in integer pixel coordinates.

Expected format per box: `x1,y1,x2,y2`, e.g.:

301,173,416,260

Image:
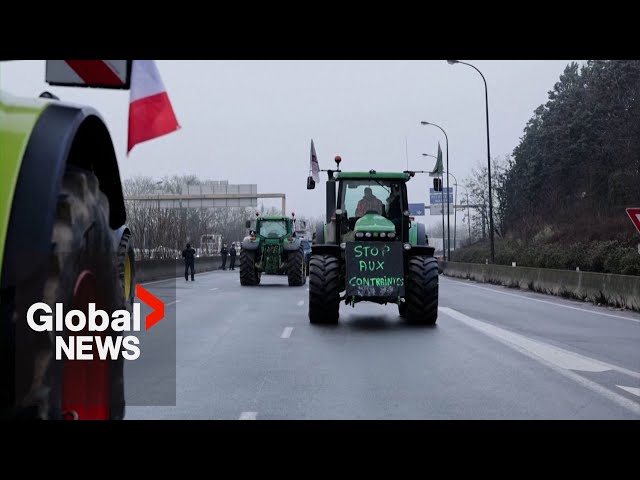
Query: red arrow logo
627,208,640,234
136,284,165,330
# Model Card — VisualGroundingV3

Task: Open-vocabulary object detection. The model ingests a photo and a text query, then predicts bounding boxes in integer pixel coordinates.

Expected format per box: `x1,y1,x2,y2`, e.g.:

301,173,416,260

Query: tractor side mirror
433,178,442,192
307,176,316,190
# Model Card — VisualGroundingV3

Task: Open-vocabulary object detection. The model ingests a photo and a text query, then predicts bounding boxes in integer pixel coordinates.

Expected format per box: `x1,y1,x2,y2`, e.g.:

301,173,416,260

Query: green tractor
1,61,136,420
239,214,306,287
306,156,439,325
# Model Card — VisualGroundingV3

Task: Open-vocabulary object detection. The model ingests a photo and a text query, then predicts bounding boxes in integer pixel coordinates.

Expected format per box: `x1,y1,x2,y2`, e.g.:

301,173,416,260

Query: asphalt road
124,269,640,419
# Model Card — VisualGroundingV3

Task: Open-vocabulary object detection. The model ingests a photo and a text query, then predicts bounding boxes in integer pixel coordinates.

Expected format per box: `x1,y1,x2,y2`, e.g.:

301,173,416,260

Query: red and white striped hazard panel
46,60,130,89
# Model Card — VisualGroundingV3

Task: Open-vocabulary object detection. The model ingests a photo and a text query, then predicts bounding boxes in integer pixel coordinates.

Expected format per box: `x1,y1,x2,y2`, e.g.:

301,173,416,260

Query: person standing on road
220,243,229,270
182,242,196,281
229,243,237,270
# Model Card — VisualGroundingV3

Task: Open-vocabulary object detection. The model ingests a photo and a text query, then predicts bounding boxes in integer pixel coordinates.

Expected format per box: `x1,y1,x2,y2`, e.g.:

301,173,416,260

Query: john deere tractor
306,156,438,325
240,214,306,287
1,61,136,420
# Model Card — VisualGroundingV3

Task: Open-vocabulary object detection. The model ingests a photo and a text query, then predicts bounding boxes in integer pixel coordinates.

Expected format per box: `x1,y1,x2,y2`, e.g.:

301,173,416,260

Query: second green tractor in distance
239,214,306,287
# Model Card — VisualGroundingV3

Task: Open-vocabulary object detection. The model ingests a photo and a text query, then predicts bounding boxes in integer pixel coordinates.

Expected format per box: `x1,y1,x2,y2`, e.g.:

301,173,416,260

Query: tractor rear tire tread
240,249,259,286
308,254,341,324
287,246,306,286
405,256,439,325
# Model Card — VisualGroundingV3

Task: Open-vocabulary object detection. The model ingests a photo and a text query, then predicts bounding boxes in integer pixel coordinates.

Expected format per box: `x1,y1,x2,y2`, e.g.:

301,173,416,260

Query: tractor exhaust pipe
326,177,336,224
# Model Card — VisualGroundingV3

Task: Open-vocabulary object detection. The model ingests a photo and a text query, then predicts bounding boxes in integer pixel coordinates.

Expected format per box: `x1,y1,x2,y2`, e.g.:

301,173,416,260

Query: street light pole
447,60,494,263
421,121,450,260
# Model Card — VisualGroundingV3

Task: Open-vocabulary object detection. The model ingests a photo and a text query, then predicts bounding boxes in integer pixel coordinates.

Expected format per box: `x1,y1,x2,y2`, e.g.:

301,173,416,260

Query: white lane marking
165,300,181,307
239,411,257,420
439,307,640,415
297,300,305,306
617,386,640,397
281,327,293,339
443,277,640,323
439,307,640,378
209,288,219,291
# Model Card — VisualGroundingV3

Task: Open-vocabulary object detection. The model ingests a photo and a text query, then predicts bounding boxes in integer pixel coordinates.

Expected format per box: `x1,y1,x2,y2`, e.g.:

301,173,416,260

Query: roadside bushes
452,238,640,276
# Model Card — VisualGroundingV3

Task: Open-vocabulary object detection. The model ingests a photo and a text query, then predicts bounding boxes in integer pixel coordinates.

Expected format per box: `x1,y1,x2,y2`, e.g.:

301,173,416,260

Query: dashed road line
281,327,293,339
239,411,258,420
297,300,305,306
209,288,219,291
165,300,181,307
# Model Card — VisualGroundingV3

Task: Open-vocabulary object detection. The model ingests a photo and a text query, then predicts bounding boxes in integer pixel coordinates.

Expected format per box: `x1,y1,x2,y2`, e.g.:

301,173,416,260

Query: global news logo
25,285,164,361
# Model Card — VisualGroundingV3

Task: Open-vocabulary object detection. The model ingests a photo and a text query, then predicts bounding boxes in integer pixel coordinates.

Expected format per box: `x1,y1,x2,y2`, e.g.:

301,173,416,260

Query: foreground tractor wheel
287,246,306,287
20,169,124,419
405,255,439,325
308,254,340,324
240,249,260,286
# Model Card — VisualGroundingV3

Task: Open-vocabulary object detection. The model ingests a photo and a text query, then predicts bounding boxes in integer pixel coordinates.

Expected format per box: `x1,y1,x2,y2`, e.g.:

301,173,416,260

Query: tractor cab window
259,220,288,238
340,180,405,218
342,181,388,218
339,179,407,234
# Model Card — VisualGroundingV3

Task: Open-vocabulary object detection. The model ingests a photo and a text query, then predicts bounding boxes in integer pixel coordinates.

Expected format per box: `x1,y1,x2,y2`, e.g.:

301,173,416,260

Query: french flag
127,60,180,154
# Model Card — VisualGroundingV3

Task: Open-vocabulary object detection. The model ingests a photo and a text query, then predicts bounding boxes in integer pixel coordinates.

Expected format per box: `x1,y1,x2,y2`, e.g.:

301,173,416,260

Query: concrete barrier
135,256,226,283
441,261,640,312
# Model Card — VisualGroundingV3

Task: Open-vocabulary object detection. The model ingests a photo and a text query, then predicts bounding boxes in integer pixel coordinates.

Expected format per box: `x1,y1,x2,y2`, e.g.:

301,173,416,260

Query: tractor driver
355,187,384,217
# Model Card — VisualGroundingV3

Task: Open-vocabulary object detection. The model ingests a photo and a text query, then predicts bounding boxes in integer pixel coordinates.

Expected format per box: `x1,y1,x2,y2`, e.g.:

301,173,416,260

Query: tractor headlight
403,243,411,250
365,232,372,238
387,232,395,239
355,232,364,238
380,232,387,238
373,232,379,238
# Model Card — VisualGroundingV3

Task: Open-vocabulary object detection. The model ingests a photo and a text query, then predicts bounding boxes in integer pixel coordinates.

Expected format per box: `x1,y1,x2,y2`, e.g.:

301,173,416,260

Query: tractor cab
336,172,410,244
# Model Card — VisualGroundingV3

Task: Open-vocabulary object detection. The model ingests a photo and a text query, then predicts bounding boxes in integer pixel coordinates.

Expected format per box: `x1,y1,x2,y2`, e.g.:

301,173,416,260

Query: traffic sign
46,60,131,89
409,203,426,216
429,187,454,205
626,208,640,234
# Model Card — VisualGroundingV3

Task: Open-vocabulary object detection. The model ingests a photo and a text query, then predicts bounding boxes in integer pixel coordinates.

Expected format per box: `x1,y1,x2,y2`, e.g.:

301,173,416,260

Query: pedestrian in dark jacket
220,244,228,270
229,243,237,270
182,243,196,281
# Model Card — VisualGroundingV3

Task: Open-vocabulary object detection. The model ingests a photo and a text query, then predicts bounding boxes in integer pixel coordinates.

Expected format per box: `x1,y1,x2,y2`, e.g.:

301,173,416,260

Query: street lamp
420,121,451,260
447,60,494,263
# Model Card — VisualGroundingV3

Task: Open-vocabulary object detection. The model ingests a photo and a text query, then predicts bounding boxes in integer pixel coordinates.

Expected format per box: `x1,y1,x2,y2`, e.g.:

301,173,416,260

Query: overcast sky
1,60,579,228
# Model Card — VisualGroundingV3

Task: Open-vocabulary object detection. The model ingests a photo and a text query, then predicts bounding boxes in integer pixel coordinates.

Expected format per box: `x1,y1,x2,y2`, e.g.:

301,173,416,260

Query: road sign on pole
626,208,640,234
429,188,453,216
408,203,426,216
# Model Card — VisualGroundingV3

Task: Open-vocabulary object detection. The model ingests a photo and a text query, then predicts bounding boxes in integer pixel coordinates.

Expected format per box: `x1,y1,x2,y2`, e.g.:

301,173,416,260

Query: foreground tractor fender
1,96,129,419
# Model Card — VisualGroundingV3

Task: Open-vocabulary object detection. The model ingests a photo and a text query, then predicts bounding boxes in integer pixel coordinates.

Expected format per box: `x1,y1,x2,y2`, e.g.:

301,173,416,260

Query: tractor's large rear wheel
20,169,124,419
405,255,439,325
287,246,306,287
308,254,340,324
240,249,260,286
